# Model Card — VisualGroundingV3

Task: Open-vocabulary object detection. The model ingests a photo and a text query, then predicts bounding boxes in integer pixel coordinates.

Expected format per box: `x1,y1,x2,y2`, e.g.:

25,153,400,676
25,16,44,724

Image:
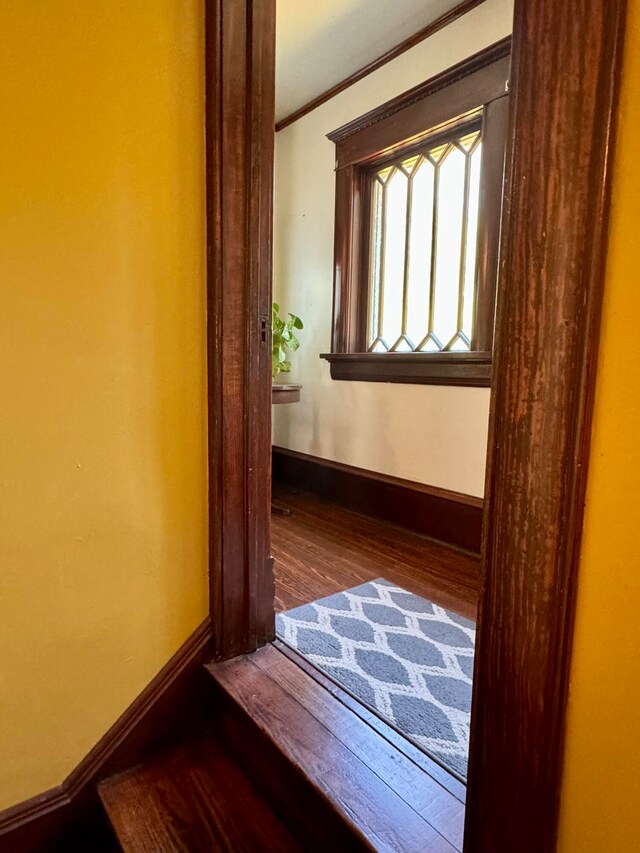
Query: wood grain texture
209,656,374,849
252,647,466,850
0,619,213,853
100,736,301,852
272,448,484,555
465,0,627,850
208,646,460,851
212,683,368,849
273,639,466,803
275,0,490,132
271,485,479,620
206,0,276,659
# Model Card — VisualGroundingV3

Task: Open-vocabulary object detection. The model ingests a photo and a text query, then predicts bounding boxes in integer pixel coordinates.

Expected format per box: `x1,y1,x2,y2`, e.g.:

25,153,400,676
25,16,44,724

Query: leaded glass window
323,45,509,386
366,124,483,354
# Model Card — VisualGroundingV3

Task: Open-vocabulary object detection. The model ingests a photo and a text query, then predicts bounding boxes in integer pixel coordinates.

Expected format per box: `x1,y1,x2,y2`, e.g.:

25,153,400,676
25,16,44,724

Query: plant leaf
272,302,302,375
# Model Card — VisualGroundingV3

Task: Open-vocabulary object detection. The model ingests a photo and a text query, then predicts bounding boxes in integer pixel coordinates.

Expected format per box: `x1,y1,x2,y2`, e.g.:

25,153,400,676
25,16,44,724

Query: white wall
273,0,514,498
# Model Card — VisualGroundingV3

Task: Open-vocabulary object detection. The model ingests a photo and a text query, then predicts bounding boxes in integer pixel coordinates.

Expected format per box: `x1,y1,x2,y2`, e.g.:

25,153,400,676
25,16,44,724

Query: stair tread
99,735,301,853
206,644,462,852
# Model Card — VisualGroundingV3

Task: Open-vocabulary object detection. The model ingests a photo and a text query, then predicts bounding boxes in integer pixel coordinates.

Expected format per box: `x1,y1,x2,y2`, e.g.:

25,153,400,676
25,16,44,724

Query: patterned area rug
275,578,475,780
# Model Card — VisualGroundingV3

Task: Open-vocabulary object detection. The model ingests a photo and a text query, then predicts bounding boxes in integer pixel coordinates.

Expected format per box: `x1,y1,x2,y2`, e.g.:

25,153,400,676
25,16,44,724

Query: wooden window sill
319,352,492,387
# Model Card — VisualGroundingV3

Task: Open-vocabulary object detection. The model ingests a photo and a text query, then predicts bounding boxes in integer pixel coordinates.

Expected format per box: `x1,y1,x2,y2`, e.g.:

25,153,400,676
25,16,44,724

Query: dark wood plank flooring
209,645,465,851
99,735,301,852
274,639,466,802
272,485,480,619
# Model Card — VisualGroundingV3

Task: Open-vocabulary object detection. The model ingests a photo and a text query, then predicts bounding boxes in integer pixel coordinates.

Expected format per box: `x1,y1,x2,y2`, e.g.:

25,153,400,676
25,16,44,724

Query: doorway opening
270,13,509,803
207,0,625,849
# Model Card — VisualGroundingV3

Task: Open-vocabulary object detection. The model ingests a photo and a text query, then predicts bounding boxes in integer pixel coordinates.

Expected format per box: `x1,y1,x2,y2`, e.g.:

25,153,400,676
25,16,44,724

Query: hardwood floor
101,500,475,853
208,645,466,851
99,492,474,851
272,485,480,619
99,735,301,852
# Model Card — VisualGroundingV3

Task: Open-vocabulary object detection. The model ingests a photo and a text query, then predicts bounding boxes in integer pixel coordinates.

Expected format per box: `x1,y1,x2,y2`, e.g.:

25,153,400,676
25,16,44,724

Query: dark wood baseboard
0,618,213,852
272,446,483,554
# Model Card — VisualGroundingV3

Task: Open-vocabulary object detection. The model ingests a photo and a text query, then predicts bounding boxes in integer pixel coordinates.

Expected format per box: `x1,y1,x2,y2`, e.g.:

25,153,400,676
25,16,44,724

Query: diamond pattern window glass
366,127,483,353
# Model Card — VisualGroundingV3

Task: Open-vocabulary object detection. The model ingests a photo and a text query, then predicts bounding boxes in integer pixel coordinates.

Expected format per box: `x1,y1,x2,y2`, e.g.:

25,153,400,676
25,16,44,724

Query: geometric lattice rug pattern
275,578,475,780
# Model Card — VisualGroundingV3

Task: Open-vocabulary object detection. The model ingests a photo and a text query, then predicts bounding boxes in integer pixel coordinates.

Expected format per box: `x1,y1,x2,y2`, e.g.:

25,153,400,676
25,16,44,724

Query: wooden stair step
98,735,301,852
206,644,462,852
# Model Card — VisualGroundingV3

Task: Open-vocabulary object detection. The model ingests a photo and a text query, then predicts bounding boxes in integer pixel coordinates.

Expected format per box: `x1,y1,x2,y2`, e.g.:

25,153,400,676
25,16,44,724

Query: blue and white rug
276,578,475,780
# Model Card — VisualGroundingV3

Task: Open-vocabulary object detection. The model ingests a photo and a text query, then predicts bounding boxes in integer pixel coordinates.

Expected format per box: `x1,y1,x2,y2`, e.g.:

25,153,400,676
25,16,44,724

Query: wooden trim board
464,0,627,849
320,351,492,386
0,619,213,852
273,639,467,804
327,38,510,167
272,446,483,554
205,0,276,659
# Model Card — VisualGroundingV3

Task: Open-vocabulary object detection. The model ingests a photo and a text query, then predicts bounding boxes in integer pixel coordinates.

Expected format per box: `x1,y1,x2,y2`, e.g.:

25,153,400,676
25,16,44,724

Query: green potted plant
272,302,303,381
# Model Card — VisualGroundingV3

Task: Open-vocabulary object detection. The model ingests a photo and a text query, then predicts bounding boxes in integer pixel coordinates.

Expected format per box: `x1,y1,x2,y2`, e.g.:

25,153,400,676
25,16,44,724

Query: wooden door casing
205,0,628,849
205,0,276,659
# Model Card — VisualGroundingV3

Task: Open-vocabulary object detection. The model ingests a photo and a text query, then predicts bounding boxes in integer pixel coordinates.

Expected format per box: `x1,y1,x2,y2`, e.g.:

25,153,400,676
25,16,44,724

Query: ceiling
275,0,466,122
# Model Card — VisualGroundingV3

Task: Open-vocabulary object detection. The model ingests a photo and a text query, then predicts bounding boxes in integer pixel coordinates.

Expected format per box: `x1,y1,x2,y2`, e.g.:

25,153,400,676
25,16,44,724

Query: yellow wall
0,1,208,809
558,1,640,849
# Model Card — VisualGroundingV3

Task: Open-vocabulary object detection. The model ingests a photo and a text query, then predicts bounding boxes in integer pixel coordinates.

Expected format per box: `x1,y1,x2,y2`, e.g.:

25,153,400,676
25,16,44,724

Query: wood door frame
205,0,627,849
205,0,276,660
464,1,626,848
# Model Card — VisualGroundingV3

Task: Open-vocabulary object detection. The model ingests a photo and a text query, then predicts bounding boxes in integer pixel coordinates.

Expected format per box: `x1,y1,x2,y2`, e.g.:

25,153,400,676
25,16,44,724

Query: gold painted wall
558,1,640,848
0,1,208,809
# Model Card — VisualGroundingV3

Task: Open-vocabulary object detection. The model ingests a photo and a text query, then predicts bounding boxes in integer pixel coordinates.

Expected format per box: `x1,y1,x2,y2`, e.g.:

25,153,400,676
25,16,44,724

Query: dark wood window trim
321,351,492,386
321,37,511,386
